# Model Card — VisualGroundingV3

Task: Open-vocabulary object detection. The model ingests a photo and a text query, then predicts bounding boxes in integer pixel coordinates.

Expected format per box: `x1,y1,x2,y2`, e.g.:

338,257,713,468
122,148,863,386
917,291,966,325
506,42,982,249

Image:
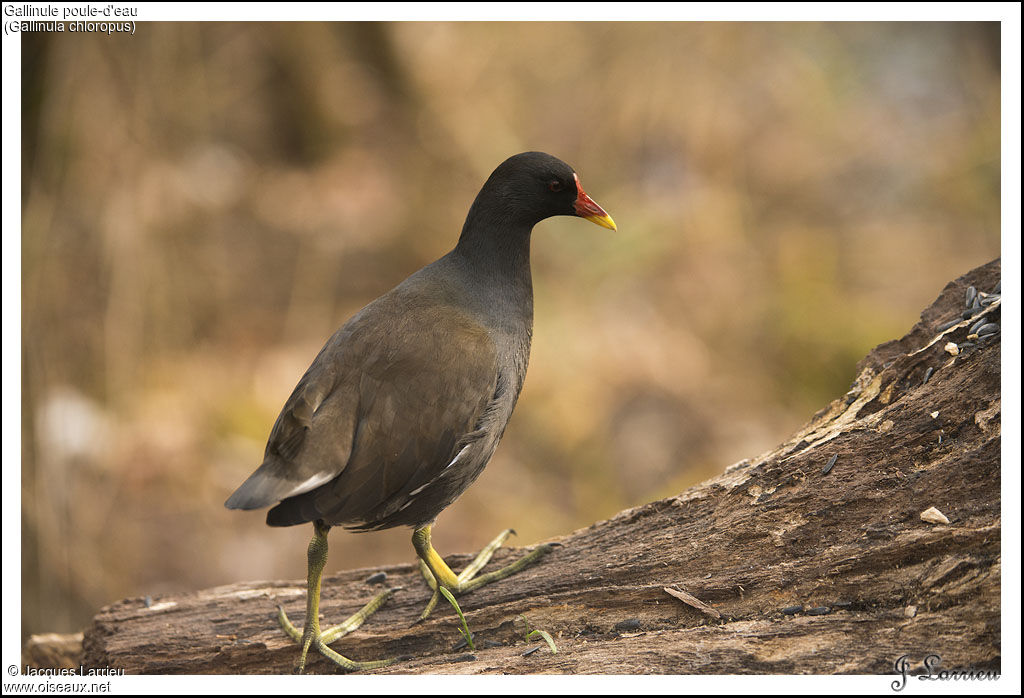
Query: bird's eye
548,180,563,192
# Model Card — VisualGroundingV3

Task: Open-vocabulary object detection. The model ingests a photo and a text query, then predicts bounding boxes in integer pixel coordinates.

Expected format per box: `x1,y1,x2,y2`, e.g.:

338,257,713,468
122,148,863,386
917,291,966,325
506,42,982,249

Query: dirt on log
74,259,1001,675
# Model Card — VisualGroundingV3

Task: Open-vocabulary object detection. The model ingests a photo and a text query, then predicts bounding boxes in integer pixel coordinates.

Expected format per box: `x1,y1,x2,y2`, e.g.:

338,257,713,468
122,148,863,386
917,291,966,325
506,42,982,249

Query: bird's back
226,252,532,530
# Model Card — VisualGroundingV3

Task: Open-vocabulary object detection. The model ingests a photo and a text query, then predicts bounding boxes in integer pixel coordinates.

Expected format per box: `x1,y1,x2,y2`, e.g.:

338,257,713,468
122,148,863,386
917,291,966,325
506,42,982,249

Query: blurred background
20,22,1000,642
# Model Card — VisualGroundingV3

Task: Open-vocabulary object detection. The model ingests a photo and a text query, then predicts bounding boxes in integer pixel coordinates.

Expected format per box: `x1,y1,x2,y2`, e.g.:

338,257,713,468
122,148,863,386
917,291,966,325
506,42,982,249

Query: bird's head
478,151,617,231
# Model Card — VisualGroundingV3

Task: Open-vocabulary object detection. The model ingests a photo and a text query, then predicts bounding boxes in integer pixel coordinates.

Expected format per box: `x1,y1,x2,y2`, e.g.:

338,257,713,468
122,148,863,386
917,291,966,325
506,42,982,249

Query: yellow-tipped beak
573,172,616,231
584,212,617,231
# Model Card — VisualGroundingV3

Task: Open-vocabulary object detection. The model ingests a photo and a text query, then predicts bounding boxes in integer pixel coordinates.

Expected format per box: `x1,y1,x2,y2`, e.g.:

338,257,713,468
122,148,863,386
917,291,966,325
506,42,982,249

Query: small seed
922,367,934,385
965,286,977,308
936,318,961,332
614,618,642,632
781,605,803,615
980,294,1000,306
364,572,388,585
976,323,999,336
453,634,476,650
806,606,831,616
822,454,838,475
970,318,988,335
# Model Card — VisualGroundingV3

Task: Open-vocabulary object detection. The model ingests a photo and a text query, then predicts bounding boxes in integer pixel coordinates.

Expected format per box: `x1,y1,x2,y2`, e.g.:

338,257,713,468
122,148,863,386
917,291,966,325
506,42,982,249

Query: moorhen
226,151,615,671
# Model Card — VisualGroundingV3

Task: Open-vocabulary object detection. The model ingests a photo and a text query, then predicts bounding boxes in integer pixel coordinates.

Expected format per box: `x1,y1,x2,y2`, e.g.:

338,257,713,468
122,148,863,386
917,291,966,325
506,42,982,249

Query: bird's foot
415,528,555,621
277,586,400,673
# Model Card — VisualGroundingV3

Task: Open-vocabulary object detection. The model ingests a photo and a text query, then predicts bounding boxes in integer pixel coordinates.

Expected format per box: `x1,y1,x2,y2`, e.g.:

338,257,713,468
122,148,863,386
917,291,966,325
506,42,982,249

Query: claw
280,522,399,673
414,527,556,622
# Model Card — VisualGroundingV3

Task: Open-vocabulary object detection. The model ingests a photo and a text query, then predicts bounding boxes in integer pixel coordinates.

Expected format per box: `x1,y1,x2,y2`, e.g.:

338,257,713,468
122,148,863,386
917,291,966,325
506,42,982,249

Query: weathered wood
78,259,1001,674
22,633,84,670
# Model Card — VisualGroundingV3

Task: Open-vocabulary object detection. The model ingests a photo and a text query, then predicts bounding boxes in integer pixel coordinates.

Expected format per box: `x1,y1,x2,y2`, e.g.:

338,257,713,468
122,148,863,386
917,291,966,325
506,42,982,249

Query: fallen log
73,259,1001,674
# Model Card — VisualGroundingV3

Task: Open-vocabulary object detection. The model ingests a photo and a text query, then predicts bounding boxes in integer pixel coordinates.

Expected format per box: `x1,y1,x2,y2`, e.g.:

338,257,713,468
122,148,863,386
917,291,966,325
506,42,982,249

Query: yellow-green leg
277,520,399,673
412,525,554,621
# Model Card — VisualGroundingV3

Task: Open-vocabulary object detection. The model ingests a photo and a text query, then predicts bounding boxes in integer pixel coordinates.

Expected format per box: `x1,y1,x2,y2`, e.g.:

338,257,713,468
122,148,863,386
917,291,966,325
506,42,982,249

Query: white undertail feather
281,471,336,499
398,444,471,510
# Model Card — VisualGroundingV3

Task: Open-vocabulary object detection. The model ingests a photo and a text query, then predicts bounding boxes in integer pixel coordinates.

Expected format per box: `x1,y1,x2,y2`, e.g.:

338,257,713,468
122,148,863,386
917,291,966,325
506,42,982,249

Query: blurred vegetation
20,22,1000,642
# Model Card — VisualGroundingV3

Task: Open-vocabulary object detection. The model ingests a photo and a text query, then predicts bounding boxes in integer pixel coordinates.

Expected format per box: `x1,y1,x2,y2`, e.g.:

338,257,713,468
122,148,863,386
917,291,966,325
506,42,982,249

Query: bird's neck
454,194,535,290
448,201,535,339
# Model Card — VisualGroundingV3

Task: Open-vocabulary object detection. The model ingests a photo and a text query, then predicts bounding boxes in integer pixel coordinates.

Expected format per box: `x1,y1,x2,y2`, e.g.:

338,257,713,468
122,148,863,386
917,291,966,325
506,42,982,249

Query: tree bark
72,259,1001,675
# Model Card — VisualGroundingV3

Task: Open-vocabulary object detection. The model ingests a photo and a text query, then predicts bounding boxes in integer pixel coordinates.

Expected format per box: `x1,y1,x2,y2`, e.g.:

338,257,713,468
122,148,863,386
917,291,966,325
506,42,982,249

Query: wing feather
226,285,500,529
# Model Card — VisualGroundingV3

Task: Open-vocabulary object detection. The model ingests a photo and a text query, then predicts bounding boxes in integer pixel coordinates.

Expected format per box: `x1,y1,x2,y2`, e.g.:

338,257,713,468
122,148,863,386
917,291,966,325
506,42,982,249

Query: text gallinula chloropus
226,151,615,671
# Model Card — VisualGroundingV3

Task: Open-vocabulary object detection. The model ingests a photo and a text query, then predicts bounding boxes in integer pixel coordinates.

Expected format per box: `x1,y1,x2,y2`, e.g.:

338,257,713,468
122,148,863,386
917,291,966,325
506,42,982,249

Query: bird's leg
277,520,399,673
412,524,553,621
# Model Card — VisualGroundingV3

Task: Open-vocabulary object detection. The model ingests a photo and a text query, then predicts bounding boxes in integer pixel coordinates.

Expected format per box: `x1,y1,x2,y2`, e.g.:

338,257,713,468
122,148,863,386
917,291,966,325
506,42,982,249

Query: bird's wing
226,293,499,527
223,330,354,511
289,303,497,527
